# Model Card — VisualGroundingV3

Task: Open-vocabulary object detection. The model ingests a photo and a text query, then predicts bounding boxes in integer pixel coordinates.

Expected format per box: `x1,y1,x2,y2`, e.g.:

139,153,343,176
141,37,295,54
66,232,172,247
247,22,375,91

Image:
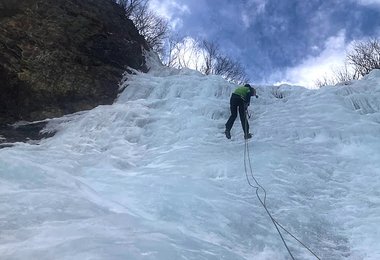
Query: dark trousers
225,94,249,134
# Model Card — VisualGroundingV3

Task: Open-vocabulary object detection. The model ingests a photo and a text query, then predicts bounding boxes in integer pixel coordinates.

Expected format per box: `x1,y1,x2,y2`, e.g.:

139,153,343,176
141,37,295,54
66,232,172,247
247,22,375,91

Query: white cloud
149,0,190,30
356,0,380,6
170,37,207,70
241,13,251,29
272,30,351,88
241,0,267,29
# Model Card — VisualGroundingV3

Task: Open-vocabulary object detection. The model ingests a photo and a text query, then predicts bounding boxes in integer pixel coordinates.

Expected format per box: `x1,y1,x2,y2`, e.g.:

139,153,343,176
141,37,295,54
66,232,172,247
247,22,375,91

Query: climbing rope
243,109,321,260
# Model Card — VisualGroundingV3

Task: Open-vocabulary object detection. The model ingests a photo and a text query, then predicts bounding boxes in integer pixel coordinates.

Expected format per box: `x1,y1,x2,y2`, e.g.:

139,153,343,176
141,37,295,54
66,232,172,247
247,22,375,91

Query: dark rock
0,0,149,125
0,120,55,148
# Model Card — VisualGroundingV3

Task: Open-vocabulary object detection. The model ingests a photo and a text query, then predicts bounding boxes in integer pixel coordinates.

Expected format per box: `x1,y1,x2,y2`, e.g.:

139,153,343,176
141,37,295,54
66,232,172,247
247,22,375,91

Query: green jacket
233,85,255,105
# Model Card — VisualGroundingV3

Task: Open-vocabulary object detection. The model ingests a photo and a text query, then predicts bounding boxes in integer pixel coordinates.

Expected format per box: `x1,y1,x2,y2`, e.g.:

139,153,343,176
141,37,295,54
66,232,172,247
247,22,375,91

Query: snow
1,53,380,259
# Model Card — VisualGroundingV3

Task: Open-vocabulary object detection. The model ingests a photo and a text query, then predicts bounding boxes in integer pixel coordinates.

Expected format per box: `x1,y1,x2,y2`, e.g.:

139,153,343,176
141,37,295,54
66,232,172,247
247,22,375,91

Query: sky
149,0,380,87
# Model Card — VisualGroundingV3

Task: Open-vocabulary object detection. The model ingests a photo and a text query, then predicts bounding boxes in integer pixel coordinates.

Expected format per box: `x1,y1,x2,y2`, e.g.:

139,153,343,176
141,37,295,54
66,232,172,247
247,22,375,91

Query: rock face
0,0,149,125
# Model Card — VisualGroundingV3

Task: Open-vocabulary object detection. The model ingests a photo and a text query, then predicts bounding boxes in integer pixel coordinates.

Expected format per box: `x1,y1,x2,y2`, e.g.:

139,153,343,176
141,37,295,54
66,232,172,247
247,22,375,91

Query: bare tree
347,38,380,77
163,35,181,67
130,0,168,53
115,0,143,16
332,62,360,83
164,37,248,83
200,40,219,75
314,39,380,88
214,55,248,84
164,36,203,70
315,75,337,88
114,0,169,53
315,63,359,88
200,40,248,83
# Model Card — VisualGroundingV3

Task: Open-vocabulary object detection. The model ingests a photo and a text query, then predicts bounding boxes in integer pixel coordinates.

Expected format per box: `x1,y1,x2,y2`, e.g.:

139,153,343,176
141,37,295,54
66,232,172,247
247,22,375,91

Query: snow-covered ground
1,55,380,260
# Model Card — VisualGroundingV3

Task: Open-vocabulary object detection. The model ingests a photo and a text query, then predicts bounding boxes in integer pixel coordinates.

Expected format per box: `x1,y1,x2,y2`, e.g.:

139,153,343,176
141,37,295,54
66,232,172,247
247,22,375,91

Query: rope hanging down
243,109,321,260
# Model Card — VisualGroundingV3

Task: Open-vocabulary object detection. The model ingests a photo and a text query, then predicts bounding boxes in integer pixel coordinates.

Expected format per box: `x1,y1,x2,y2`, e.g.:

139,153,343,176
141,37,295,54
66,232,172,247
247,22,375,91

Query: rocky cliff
0,0,149,125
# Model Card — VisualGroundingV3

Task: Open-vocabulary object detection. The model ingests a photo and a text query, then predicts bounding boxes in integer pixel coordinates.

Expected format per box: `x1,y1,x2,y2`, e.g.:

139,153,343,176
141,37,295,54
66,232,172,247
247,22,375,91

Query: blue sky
150,0,380,87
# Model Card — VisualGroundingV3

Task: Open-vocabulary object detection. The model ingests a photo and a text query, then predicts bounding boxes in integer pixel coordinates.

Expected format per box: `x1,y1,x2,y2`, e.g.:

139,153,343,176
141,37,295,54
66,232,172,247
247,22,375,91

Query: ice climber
225,83,258,139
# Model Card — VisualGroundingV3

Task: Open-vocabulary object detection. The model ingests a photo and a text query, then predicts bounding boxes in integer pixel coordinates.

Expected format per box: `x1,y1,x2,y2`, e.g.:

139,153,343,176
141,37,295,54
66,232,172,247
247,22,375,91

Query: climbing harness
243,110,321,260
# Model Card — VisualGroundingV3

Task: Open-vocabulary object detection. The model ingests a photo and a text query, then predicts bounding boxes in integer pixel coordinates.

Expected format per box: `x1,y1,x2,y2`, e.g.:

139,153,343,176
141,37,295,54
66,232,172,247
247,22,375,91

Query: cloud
149,0,190,30
271,30,350,88
241,0,267,29
356,0,380,6
147,0,380,87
